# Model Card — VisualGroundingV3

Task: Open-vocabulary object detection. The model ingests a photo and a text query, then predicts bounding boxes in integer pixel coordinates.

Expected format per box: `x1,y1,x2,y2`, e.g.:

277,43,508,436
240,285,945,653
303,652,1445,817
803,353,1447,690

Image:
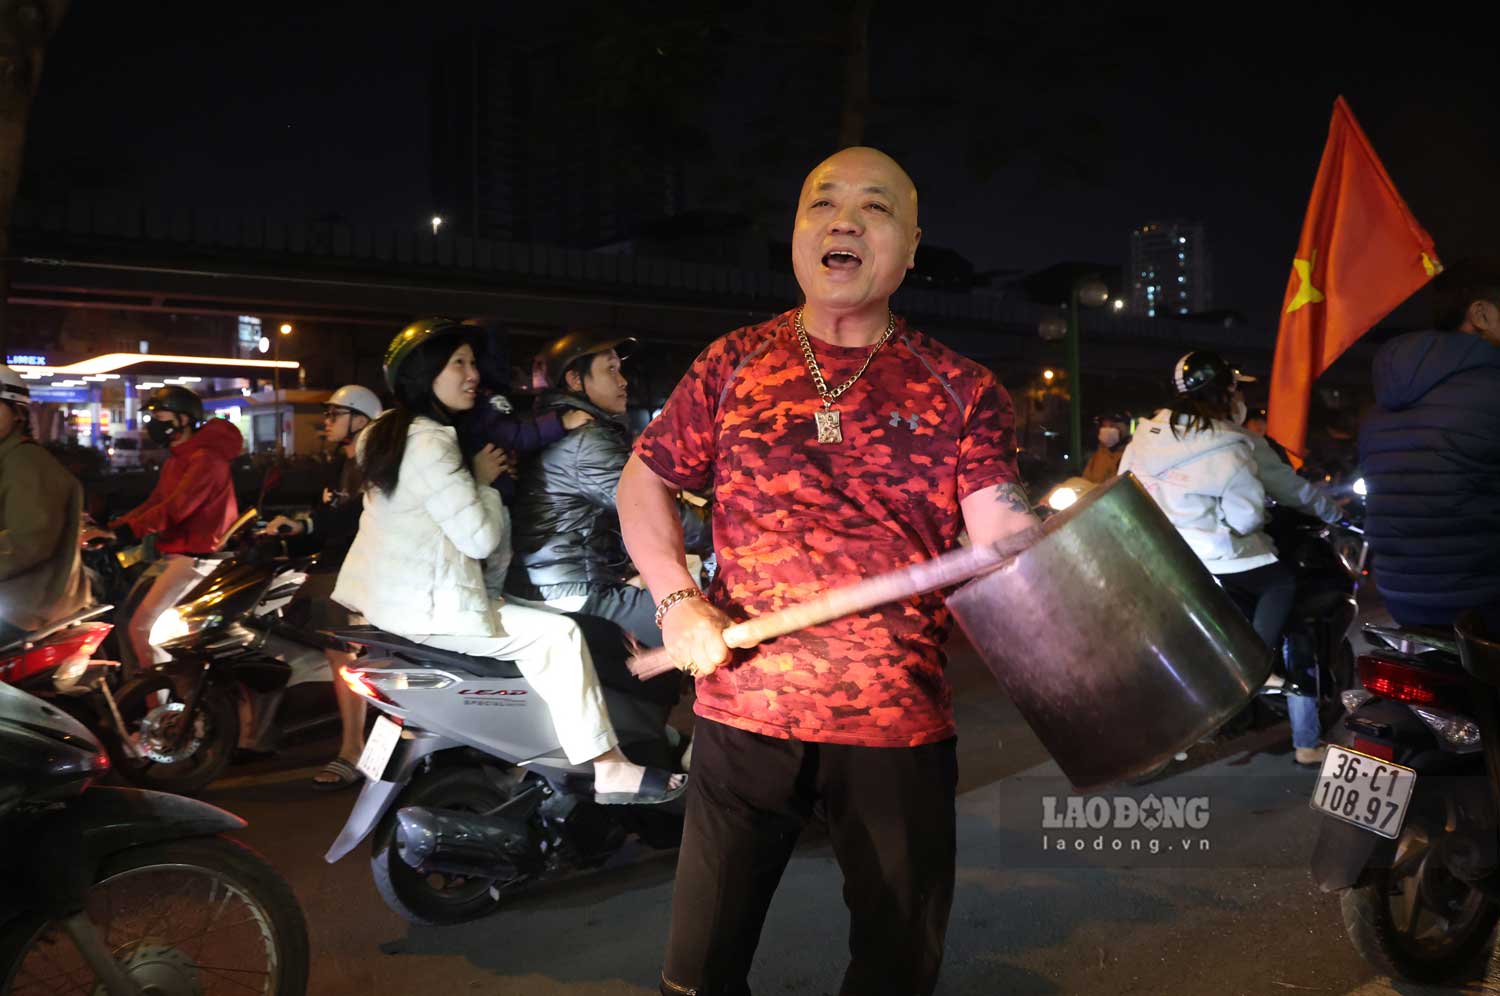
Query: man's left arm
955,375,1039,546
113,453,220,538
961,482,1039,546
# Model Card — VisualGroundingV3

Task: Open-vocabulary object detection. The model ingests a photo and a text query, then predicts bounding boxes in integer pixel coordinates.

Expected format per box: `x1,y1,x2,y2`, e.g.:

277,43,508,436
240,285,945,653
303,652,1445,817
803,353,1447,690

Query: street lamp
1039,278,1109,474
274,323,293,455
431,215,443,236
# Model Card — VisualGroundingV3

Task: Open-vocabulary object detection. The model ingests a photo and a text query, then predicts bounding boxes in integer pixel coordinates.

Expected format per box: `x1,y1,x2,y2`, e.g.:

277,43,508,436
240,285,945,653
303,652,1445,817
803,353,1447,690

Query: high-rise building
431,32,681,248
1128,221,1212,318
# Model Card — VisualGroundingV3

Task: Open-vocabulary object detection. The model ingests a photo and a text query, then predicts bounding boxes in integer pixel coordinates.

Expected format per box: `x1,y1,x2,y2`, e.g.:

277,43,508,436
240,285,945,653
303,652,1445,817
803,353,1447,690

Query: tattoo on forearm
992,483,1030,515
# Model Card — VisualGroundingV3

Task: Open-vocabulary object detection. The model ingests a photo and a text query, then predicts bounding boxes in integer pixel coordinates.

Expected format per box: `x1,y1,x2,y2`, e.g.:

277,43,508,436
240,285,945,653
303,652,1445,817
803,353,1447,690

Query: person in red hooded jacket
90,386,244,670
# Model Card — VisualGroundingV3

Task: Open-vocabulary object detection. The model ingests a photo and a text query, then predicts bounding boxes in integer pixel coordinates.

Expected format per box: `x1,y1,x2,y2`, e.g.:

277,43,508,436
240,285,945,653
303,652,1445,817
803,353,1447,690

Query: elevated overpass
6,198,1367,408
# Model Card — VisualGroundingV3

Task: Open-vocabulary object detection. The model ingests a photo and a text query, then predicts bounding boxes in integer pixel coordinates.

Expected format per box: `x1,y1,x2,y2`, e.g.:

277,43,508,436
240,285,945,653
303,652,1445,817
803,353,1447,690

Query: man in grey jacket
508,331,710,653
0,365,89,646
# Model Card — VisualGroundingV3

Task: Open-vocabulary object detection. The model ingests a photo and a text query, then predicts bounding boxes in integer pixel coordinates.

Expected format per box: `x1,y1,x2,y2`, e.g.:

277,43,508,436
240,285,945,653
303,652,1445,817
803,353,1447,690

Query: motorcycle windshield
174,560,277,630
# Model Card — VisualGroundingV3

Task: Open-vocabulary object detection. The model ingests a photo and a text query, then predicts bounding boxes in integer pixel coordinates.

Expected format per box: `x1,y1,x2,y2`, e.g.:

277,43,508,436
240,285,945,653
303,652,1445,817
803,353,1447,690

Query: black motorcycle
0,681,310,995
1310,611,1500,983
106,538,339,795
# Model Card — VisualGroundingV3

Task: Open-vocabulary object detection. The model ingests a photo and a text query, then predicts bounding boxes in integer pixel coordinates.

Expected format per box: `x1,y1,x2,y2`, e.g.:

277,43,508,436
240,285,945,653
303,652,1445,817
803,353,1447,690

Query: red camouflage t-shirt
635,309,1019,747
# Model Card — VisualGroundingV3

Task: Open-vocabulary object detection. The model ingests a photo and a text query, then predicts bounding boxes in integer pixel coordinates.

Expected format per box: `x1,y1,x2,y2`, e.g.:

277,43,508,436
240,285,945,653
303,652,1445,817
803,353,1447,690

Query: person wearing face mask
332,319,686,806
1120,351,1323,765
0,365,89,648
1082,412,1130,484
261,384,383,788
87,386,243,672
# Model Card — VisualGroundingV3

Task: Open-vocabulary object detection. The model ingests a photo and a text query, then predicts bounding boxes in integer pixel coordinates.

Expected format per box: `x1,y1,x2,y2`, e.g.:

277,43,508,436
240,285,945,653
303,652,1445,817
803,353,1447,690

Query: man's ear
1477,301,1500,337
907,226,923,270
564,369,583,393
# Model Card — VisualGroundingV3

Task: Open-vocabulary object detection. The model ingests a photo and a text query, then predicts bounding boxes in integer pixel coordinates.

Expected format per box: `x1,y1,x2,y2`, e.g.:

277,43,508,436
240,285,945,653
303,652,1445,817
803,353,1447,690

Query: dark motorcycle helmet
383,317,475,393
142,386,204,445
382,317,478,409
536,330,637,391
1171,351,1236,397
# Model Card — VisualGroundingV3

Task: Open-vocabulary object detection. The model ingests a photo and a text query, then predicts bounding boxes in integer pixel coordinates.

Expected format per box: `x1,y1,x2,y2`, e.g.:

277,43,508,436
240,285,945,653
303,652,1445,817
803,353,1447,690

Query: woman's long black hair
361,331,475,495
1166,386,1234,439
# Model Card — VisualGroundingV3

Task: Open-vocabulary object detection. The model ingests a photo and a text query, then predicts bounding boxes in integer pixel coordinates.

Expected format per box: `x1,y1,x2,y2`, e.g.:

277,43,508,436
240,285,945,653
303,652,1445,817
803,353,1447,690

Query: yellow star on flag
1286,250,1326,314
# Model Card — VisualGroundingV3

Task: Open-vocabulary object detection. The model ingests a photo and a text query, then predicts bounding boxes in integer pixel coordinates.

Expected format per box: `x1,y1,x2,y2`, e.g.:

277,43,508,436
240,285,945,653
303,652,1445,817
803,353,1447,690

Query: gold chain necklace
794,308,897,444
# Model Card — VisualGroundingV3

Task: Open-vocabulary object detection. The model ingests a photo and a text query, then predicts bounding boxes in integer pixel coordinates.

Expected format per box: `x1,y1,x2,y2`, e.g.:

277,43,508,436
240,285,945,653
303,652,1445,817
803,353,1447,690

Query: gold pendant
814,408,842,444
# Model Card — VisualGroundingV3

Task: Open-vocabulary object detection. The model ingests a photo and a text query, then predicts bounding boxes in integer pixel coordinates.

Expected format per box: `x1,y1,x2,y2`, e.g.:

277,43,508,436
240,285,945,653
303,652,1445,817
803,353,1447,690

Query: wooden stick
629,524,1044,680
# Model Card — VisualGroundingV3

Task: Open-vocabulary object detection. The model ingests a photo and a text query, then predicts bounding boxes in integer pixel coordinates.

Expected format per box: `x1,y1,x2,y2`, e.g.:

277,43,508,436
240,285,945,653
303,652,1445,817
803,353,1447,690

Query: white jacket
1244,430,1342,525
1118,409,1277,574
334,416,508,637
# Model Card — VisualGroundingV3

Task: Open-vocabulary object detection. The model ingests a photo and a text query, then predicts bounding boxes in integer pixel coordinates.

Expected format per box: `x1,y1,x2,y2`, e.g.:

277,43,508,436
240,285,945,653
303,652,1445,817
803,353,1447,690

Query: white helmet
0,365,30,406
325,385,383,421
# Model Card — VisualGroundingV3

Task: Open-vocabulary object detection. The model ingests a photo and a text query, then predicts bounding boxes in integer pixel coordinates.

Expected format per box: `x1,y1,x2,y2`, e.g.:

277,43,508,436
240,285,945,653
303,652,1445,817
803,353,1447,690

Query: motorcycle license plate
357,715,402,782
1309,746,1416,840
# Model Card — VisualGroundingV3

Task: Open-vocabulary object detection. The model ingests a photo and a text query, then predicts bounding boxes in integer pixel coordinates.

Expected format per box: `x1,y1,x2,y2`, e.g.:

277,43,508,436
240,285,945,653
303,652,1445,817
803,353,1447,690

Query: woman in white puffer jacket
1119,350,1323,767
334,319,686,804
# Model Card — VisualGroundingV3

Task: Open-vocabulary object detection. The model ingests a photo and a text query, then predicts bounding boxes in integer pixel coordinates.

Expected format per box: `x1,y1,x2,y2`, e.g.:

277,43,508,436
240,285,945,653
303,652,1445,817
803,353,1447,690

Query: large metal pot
948,473,1270,790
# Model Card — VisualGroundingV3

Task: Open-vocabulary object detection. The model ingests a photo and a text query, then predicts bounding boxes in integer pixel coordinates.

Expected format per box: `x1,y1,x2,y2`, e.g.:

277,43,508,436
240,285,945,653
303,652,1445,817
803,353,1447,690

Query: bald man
620,147,1035,995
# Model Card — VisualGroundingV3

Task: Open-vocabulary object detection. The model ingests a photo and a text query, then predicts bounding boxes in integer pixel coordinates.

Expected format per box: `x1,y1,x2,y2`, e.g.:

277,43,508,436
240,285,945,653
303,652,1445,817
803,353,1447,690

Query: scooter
0,680,310,995
1309,611,1500,984
0,607,123,738
105,522,339,796
324,613,688,926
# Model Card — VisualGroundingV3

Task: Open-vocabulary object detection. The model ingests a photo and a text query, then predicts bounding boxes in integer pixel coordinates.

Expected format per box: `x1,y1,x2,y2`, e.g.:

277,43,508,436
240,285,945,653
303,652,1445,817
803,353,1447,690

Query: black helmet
537,330,637,390
383,317,473,393
1171,351,1236,397
142,385,204,423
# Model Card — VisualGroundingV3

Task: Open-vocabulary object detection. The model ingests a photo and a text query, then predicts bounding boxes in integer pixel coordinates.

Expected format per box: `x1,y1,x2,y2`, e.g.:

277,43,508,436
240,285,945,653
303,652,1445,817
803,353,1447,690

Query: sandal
312,757,363,791
594,766,688,806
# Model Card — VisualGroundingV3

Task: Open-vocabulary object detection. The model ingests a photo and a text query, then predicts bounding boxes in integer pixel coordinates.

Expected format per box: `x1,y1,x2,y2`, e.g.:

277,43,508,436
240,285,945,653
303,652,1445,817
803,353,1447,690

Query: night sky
24,2,1500,332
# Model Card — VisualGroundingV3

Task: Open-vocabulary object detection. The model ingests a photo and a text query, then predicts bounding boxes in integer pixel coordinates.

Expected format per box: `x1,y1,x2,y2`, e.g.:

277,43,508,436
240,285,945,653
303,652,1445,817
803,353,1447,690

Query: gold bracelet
654,588,704,628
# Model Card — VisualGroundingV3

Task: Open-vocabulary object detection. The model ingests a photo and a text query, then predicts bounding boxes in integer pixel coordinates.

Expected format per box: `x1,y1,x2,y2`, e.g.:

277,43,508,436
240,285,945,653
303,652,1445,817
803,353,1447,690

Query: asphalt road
199,635,1498,996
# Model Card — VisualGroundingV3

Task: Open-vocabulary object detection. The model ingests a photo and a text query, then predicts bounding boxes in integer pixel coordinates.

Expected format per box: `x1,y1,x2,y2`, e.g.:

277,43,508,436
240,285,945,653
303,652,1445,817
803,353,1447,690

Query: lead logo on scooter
457,689,528,696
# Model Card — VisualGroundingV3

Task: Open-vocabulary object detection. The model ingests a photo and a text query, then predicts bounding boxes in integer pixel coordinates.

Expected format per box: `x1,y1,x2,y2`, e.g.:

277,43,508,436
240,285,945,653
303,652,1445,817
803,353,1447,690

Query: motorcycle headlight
1353,477,1368,497
148,608,189,647
1046,487,1079,512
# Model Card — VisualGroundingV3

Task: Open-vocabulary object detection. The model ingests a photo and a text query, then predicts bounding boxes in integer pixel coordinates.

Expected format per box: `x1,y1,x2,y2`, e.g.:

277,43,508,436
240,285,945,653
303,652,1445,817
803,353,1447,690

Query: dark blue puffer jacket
1359,330,1500,625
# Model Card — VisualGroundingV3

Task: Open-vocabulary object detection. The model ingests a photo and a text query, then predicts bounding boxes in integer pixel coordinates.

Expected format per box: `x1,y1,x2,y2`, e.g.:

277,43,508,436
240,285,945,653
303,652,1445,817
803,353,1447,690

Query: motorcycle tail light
339,665,395,705
1357,654,1465,707
0,623,112,685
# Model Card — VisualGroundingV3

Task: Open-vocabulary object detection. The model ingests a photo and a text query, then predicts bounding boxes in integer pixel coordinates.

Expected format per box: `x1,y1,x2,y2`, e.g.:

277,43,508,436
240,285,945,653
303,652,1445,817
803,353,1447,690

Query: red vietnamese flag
1267,96,1440,459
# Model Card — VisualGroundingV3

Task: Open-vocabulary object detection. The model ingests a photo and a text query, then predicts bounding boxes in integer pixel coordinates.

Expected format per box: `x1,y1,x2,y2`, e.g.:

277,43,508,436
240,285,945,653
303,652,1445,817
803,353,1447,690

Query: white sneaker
1295,745,1328,767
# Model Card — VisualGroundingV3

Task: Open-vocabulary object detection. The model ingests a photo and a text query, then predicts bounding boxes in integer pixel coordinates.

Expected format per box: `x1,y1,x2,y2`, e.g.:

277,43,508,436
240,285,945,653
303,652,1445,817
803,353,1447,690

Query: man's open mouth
822,249,862,270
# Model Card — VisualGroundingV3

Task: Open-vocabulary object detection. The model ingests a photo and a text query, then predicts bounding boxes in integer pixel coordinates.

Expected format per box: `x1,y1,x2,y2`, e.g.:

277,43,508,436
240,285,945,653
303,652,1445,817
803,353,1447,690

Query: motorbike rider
1119,351,1323,765
1082,411,1130,484
86,386,243,672
262,384,383,789
1360,258,1500,628
507,330,711,650
0,365,90,647
332,319,686,805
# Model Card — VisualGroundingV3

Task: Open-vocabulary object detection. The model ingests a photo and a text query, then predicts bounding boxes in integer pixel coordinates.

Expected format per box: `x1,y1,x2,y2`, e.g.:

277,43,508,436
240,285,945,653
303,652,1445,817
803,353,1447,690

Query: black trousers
660,719,958,996
1217,560,1297,654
